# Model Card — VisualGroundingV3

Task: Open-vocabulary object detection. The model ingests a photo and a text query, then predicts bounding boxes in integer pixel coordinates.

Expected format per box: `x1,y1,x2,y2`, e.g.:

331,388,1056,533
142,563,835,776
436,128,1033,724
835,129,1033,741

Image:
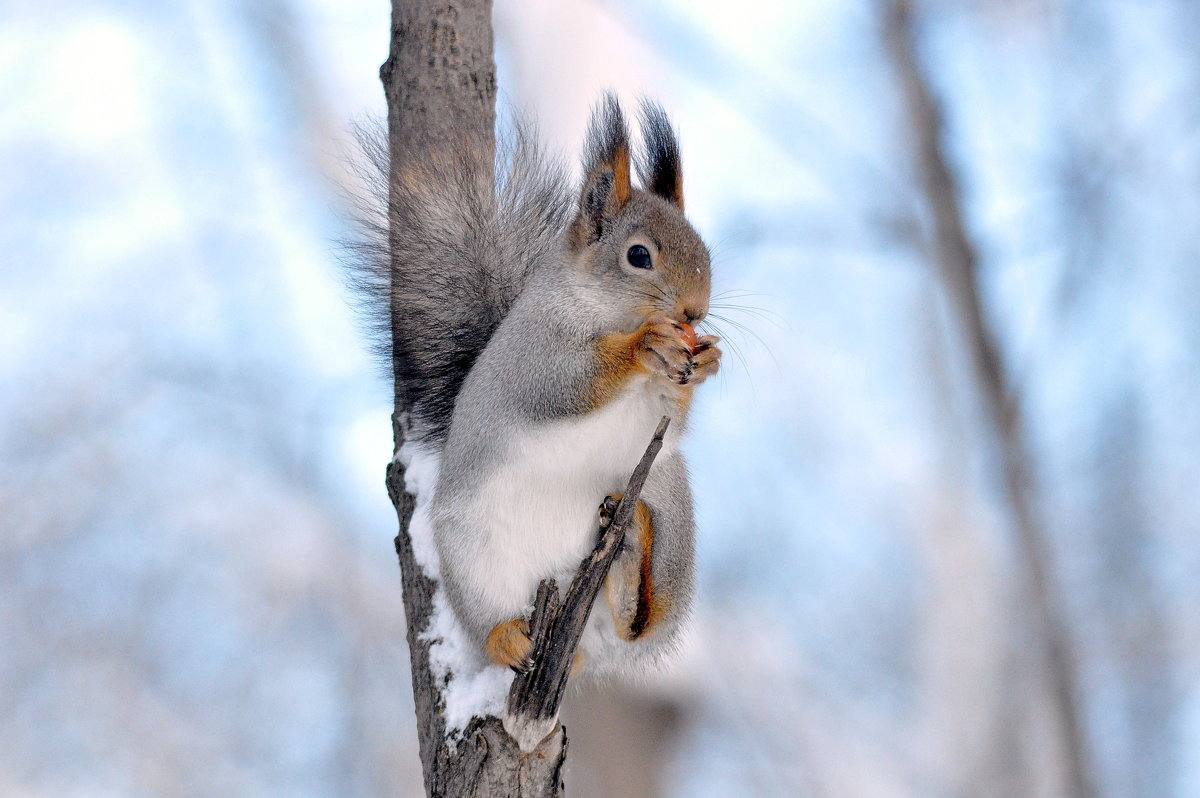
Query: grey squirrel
354,95,720,677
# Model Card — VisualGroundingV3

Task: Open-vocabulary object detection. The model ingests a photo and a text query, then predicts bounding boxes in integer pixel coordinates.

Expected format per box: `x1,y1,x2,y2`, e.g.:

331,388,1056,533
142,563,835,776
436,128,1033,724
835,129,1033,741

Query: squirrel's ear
637,100,684,211
570,94,632,249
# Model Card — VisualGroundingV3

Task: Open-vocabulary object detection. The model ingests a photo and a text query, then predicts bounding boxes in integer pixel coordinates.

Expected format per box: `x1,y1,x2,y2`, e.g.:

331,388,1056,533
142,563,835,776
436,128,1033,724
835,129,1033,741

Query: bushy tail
343,122,573,447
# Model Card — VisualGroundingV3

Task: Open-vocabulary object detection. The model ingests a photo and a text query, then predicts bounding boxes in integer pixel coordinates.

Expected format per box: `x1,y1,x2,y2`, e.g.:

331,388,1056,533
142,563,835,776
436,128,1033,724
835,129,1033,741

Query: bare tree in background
882,1,1098,796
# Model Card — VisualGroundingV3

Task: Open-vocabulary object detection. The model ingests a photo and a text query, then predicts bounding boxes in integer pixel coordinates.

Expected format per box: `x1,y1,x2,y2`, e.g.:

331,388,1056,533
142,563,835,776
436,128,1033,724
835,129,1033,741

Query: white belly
461,378,676,617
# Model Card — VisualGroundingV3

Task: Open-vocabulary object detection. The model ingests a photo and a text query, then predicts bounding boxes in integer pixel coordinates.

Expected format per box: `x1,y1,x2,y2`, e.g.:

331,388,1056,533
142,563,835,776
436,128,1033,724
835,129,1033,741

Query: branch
505,416,671,751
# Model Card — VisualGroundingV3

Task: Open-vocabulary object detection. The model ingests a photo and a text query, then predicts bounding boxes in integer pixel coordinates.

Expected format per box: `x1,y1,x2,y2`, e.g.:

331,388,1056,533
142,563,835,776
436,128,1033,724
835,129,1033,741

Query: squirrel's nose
673,296,706,325
681,303,707,324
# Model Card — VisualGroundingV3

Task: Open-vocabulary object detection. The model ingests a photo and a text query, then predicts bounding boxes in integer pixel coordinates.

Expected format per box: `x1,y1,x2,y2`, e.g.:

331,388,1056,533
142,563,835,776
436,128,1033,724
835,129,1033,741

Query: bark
381,0,496,181
881,2,1099,797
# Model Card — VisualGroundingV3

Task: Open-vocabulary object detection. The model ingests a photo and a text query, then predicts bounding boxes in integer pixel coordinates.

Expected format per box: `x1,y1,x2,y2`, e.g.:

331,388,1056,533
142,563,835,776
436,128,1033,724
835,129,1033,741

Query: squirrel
356,95,721,677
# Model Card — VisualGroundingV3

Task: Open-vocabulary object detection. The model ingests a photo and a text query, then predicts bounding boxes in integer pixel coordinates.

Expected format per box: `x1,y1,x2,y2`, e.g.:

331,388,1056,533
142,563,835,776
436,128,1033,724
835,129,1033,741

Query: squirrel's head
568,96,711,330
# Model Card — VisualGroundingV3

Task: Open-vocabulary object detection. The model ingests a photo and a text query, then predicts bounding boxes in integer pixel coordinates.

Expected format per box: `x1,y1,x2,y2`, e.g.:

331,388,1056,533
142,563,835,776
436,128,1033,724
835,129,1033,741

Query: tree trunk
379,2,567,795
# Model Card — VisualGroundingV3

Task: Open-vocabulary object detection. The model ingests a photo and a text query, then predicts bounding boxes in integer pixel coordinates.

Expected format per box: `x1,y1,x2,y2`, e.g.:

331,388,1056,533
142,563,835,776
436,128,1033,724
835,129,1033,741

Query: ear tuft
637,100,684,211
570,94,632,248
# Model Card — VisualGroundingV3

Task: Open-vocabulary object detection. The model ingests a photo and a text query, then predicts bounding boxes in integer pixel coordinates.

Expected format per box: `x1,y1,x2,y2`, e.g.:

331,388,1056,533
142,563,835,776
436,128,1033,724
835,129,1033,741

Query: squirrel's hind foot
485,618,533,673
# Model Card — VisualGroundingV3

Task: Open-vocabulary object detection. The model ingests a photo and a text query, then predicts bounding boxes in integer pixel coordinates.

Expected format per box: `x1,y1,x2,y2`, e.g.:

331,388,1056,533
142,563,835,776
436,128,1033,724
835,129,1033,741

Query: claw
599,495,621,527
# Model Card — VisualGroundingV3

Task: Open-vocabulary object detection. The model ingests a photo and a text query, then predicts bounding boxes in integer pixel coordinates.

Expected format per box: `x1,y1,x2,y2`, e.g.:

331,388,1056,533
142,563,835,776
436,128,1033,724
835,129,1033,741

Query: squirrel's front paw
688,335,722,386
640,316,722,386
485,618,533,673
640,317,698,385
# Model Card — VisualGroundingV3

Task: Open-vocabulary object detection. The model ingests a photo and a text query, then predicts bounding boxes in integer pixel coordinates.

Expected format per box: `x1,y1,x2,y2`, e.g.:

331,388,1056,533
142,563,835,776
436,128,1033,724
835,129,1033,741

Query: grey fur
347,96,713,676
345,120,574,445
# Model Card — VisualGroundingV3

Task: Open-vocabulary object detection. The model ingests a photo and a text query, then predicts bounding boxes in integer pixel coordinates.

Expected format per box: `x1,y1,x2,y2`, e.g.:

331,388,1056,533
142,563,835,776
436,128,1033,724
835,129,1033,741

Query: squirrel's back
346,123,573,446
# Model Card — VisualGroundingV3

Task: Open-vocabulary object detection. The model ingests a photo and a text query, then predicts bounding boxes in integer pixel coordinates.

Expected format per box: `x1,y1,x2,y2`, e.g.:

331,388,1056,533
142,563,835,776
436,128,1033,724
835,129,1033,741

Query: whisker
707,312,779,367
708,308,781,377
700,318,754,389
636,278,673,305
606,284,668,308
711,289,777,302
709,303,783,328
708,311,764,338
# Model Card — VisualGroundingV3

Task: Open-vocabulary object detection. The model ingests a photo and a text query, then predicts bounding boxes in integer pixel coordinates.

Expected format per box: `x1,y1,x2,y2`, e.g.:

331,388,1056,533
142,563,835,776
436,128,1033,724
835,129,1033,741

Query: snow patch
397,441,442,576
398,440,515,740
426,585,515,734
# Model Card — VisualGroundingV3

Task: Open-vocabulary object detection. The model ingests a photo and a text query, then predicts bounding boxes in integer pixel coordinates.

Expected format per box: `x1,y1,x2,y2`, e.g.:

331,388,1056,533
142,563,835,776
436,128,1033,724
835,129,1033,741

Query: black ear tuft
570,93,631,249
583,94,630,182
637,100,684,210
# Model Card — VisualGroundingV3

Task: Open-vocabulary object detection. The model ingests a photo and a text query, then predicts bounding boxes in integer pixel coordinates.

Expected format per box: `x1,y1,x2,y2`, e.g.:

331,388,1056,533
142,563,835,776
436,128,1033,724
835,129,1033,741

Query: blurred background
3,0,1198,795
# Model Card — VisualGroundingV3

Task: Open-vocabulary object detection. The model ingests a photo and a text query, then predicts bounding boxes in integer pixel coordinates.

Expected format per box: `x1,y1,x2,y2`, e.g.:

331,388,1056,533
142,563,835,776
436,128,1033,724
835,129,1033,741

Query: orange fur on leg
604,496,665,641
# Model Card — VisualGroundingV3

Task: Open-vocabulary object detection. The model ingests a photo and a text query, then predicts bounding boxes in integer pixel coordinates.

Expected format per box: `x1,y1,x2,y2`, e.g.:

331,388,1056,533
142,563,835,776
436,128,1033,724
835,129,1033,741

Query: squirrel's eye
626,245,652,269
